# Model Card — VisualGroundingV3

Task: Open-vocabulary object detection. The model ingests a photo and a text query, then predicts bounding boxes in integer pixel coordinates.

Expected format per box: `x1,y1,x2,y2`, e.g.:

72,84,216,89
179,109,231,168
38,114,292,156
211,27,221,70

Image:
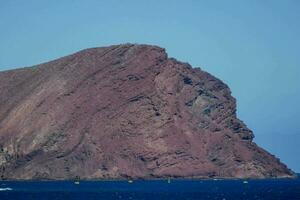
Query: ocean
0,177,299,200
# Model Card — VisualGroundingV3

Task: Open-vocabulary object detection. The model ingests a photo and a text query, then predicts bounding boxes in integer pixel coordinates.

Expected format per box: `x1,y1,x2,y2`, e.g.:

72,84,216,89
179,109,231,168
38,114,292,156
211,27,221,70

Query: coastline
0,173,298,182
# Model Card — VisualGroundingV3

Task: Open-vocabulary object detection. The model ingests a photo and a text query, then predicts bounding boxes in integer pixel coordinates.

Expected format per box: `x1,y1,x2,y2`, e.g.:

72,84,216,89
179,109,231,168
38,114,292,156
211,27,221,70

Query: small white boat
74,176,80,184
128,180,133,183
167,178,171,183
243,180,248,184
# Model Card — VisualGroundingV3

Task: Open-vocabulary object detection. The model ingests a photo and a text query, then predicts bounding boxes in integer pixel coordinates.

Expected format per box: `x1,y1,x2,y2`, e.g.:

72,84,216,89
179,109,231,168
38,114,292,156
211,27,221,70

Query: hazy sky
0,0,299,172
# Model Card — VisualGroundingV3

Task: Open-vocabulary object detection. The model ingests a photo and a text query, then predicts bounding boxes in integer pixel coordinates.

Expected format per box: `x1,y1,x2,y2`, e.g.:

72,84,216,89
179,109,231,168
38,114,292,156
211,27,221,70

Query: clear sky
0,0,299,172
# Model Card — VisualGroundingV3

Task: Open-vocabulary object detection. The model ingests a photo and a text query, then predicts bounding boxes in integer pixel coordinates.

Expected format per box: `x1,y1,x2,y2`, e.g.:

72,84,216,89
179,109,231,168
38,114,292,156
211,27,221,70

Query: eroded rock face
0,44,294,180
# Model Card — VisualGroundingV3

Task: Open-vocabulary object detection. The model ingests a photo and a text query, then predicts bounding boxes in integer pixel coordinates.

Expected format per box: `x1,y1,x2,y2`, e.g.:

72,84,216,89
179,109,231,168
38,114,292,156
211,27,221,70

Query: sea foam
0,188,12,191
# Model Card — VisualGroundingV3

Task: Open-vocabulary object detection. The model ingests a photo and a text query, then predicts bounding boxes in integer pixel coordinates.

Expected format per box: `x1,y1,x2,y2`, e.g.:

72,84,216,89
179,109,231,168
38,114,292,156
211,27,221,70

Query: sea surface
0,176,299,200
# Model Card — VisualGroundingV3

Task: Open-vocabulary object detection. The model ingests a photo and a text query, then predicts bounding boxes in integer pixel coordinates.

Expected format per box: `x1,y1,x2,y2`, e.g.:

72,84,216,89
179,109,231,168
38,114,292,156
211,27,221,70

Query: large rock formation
0,44,294,180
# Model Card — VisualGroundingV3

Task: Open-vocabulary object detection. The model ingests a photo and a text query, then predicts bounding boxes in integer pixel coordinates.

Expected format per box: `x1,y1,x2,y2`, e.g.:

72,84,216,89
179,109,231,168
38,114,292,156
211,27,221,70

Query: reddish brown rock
0,44,294,180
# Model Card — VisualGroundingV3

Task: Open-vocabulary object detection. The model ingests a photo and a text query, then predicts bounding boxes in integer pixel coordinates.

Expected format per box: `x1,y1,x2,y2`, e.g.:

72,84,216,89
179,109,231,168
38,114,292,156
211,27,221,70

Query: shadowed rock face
0,44,294,180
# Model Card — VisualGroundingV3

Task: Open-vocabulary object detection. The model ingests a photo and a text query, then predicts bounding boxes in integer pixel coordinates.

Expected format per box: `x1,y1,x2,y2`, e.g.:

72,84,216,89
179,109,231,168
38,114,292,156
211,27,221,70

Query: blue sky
0,0,299,172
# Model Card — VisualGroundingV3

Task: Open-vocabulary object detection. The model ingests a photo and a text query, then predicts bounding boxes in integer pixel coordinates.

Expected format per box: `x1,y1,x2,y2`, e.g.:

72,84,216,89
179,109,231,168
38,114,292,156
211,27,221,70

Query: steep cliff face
0,44,294,180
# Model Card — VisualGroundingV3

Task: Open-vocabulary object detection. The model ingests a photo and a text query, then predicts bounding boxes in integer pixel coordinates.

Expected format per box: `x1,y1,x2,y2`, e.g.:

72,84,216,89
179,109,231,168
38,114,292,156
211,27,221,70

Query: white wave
0,187,12,191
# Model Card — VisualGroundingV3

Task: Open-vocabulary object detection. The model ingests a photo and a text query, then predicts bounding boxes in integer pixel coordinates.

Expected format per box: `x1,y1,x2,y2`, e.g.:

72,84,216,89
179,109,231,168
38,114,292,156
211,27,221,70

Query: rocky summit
0,44,294,180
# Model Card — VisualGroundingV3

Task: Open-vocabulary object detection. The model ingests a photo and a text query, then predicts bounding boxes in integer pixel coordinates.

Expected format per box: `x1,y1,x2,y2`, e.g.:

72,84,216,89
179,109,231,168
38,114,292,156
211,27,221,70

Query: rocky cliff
0,44,294,180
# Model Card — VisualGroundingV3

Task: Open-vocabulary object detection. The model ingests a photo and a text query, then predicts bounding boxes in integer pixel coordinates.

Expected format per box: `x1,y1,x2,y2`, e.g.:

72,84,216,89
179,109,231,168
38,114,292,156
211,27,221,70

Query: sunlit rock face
0,44,294,180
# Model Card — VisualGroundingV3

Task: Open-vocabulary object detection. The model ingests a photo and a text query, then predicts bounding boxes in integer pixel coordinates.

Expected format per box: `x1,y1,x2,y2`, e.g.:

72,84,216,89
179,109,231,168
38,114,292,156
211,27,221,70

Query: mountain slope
0,44,294,180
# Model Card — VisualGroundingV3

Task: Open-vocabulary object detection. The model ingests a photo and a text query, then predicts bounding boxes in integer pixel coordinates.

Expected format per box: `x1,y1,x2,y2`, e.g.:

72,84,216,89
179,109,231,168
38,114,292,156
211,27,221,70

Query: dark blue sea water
0,177,299,200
